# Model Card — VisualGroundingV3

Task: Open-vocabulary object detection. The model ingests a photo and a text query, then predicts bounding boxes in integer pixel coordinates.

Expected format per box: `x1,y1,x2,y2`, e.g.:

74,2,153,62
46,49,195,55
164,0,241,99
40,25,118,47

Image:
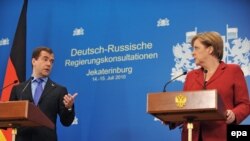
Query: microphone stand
162,71,187,130
163,71,187,92
187,69,207,141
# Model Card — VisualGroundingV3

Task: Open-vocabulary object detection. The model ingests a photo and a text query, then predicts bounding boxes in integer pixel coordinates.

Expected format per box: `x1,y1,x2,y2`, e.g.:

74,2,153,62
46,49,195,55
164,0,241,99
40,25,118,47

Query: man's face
32,51,54,77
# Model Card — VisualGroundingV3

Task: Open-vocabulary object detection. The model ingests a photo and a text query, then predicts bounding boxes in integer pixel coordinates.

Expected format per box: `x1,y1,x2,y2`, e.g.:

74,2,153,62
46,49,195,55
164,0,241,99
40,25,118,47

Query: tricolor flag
227,26,238,40
186,28,197,43
0,0,28,141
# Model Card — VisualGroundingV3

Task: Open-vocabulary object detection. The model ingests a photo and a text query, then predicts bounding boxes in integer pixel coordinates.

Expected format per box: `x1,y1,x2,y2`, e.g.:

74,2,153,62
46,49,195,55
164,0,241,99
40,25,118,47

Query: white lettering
231,131,247,138
107,42,153,53
71,46,105,57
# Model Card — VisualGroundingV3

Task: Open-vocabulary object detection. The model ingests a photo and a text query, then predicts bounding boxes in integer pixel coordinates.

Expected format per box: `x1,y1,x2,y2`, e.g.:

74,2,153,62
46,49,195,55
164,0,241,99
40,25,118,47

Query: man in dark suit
9,46,77,141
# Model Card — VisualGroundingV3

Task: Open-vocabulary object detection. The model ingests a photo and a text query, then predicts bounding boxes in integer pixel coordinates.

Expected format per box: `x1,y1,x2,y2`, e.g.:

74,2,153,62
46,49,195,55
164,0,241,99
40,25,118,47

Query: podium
147,89,226,141
0,100,54,141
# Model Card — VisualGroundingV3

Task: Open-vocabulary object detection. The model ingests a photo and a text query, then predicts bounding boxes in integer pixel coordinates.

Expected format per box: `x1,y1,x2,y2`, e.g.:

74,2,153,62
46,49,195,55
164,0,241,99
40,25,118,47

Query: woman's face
192,39,213,66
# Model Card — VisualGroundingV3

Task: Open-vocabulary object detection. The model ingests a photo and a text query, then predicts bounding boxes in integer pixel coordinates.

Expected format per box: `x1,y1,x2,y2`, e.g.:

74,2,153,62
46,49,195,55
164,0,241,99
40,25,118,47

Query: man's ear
32,58,36,65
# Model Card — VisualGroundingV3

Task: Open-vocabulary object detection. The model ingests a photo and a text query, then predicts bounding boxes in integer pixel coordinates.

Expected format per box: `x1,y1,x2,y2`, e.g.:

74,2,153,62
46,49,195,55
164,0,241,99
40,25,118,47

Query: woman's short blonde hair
191,31,224,61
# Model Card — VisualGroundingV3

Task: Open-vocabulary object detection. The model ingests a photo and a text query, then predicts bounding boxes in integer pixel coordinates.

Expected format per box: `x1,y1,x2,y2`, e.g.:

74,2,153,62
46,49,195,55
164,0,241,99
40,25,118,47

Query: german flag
0,0,28,140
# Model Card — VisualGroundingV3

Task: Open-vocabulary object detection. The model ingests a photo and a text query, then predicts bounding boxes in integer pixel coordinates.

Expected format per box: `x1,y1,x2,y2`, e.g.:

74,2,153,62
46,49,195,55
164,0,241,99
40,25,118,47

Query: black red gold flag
0,0,28,140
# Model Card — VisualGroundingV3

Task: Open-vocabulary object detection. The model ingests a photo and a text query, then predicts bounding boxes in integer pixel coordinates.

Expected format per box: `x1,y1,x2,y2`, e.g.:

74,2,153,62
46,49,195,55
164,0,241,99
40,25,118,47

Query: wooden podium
0,100,54,141
147,89,226,141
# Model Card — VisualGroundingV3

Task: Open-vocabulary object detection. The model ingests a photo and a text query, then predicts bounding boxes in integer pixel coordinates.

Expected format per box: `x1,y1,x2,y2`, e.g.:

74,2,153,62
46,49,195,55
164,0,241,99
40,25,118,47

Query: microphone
0,80,18,93
20,77,34,99
203,69,208,90
163,71,187,92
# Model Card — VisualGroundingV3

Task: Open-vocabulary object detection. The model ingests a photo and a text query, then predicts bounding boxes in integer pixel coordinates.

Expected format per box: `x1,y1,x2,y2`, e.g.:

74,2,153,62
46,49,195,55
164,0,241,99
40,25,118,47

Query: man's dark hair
32,46,54,59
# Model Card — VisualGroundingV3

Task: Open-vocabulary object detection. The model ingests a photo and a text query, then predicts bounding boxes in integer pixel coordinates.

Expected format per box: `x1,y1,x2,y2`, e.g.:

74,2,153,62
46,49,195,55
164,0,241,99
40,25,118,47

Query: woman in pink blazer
180,31,250,141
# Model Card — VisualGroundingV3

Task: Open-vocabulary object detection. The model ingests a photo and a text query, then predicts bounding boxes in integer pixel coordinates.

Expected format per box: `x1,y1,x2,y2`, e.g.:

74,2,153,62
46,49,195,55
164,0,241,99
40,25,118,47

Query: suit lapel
194,69,204,88
206,62,226,86
21,78,33,101
39,78,57,102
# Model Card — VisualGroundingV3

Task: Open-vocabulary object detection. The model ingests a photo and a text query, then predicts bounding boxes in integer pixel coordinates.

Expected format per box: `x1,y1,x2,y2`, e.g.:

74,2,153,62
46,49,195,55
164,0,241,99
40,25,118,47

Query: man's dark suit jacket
9,77,75,141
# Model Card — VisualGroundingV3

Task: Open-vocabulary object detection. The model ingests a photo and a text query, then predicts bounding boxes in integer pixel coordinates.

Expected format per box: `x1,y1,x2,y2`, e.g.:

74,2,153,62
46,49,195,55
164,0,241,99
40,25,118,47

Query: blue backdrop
1,0,249,141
